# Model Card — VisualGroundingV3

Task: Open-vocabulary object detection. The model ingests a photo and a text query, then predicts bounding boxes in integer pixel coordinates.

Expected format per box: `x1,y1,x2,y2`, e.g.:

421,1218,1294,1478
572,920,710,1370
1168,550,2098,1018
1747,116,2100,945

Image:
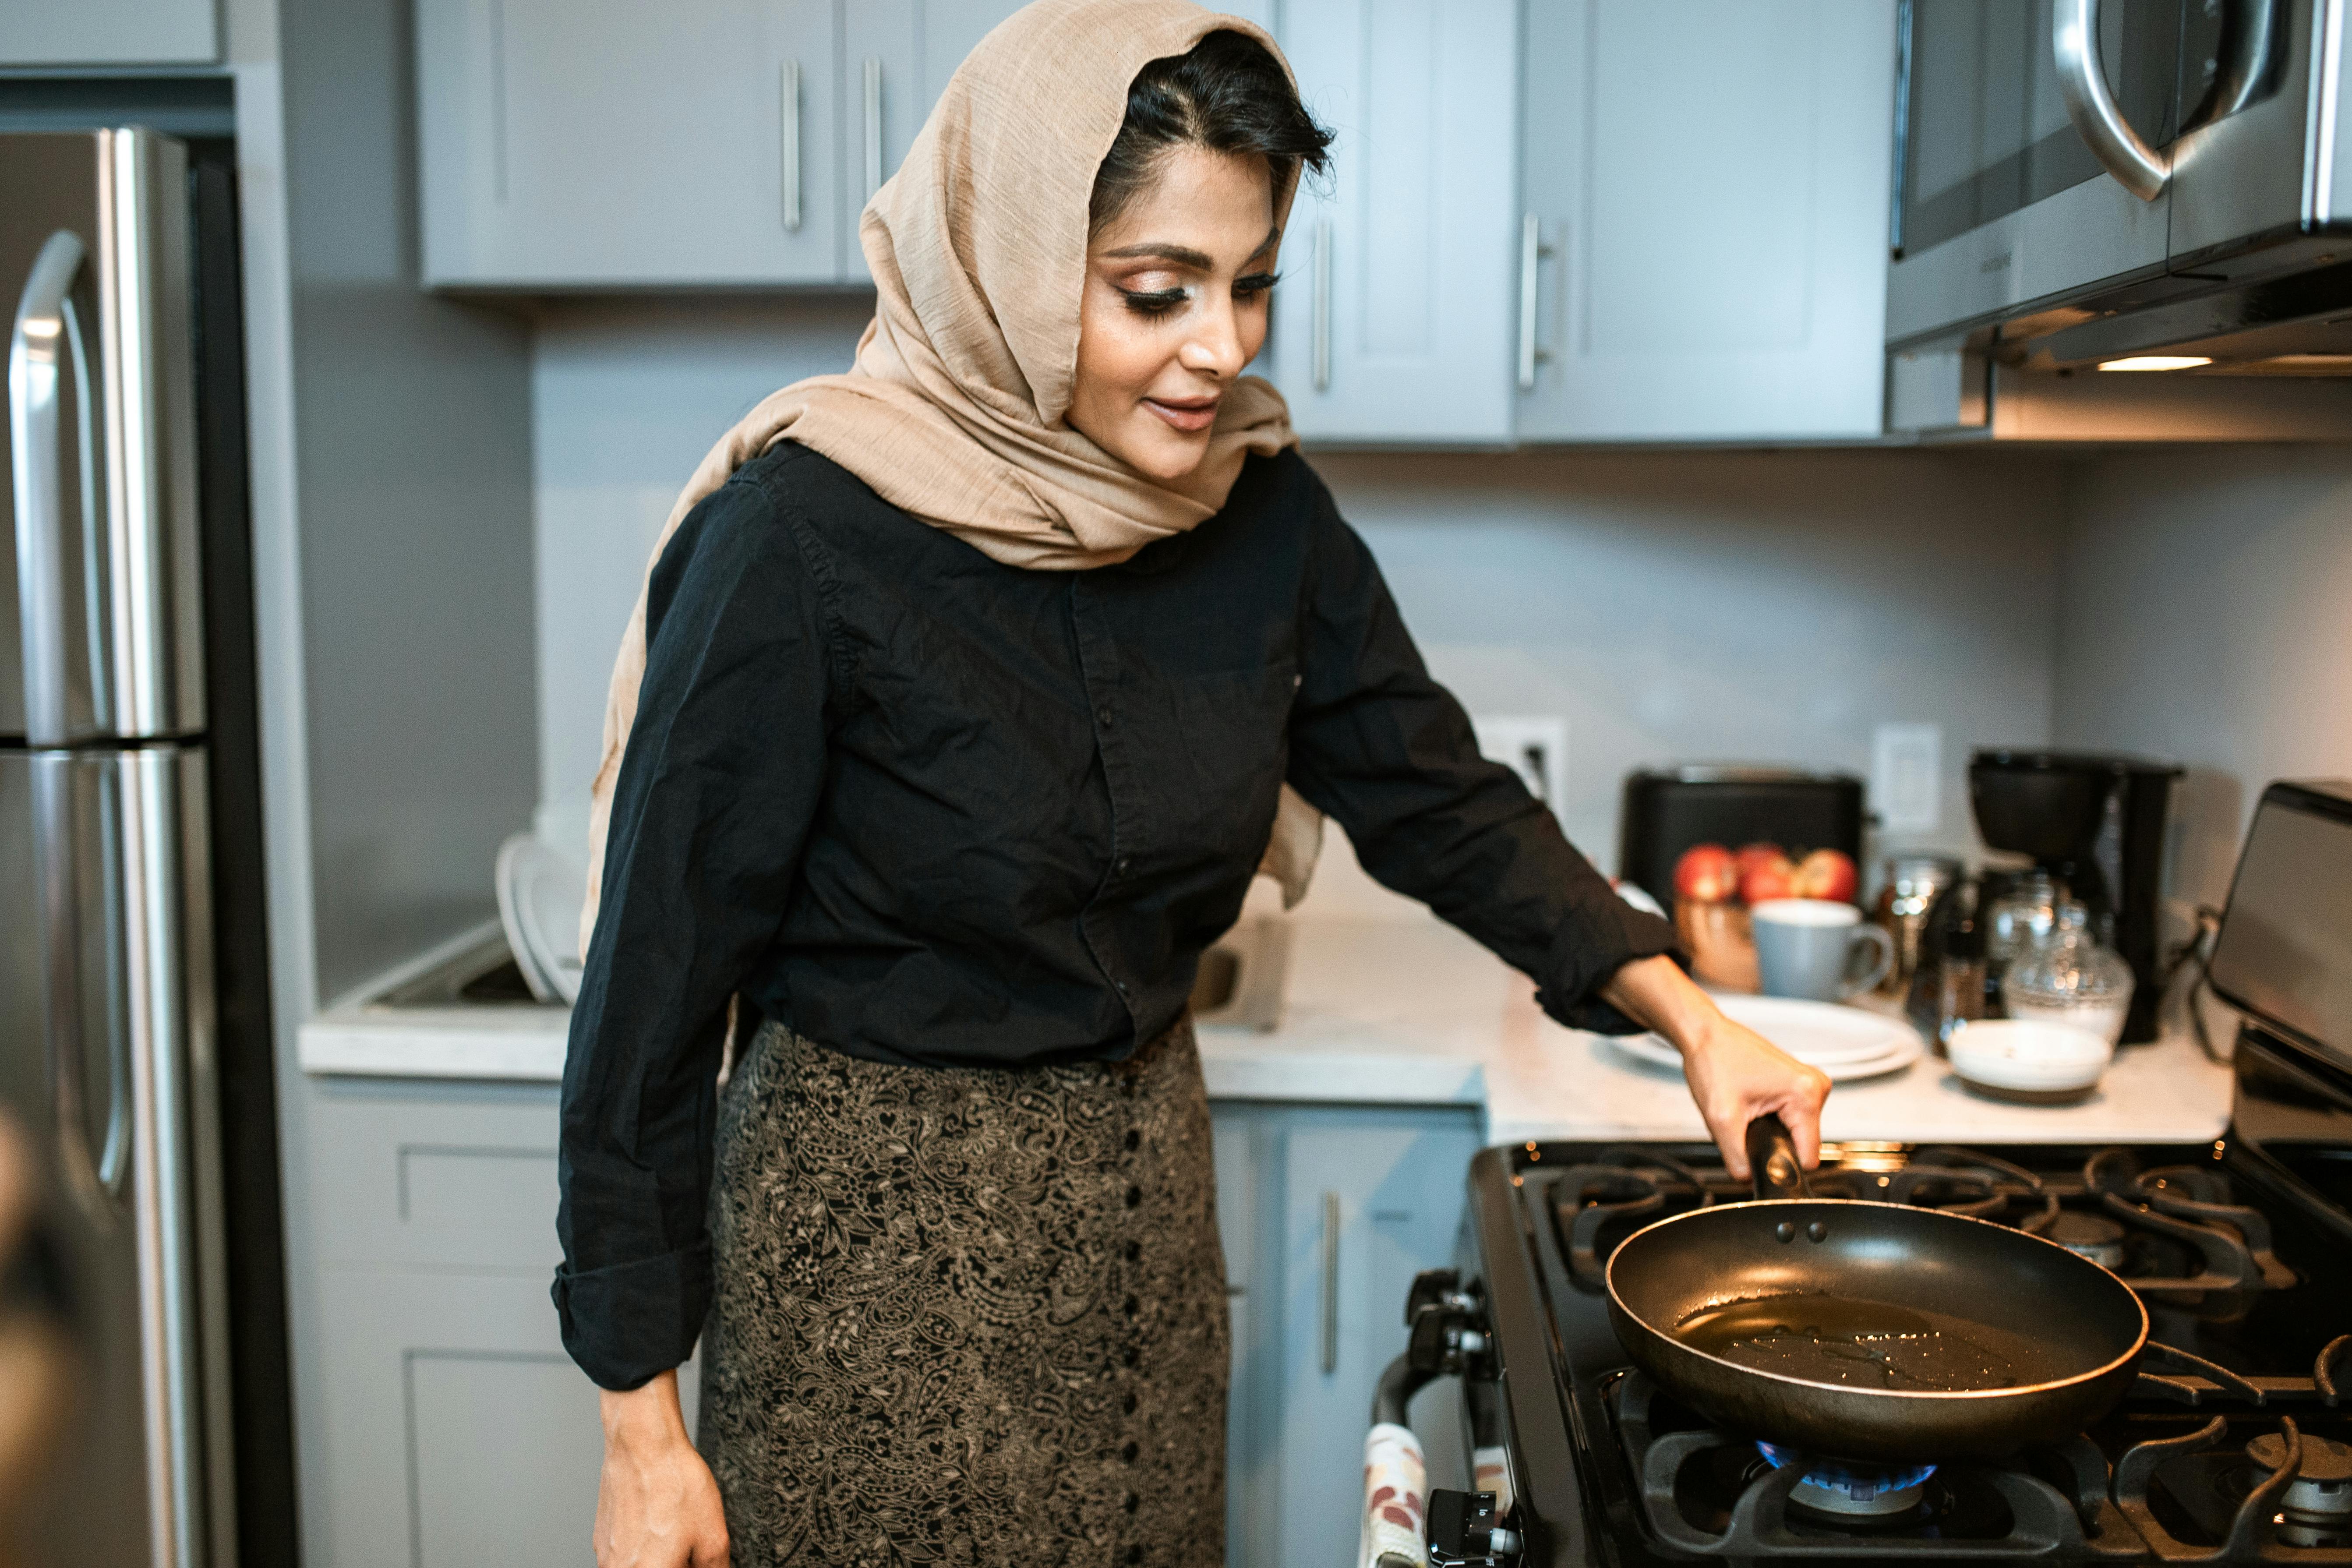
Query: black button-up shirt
554,441,1677,1390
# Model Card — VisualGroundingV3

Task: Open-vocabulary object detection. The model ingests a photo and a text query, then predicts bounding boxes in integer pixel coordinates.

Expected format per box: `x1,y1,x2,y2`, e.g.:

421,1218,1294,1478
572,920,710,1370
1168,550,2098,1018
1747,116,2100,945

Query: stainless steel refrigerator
4,124,291,1568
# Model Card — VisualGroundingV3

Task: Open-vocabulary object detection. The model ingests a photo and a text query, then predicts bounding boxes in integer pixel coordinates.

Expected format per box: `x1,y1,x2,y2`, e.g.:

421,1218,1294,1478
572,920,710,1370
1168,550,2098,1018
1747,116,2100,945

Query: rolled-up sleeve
553,477,833,1390
1283,481,1680,1033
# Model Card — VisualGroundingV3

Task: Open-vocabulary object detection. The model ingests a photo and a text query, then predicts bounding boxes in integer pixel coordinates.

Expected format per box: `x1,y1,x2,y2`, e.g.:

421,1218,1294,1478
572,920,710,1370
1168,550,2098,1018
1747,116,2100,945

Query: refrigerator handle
30,757,133,1222
10,229,103,747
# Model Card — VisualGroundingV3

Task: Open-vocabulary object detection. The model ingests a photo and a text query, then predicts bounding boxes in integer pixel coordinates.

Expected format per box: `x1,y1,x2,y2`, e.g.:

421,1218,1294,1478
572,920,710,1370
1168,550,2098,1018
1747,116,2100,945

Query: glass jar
1984,869,2065,971
2001,901,2136,1045
1906,876,1984,1056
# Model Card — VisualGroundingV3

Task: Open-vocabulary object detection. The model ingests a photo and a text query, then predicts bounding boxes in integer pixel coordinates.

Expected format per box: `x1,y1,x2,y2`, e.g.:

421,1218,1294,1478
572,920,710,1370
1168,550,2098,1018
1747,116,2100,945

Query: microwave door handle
2053,0,2169,200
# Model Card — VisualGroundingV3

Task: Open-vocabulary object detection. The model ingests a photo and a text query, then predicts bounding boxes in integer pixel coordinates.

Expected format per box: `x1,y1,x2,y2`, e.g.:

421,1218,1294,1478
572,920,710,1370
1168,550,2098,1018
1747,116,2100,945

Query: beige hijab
581,0,1325,956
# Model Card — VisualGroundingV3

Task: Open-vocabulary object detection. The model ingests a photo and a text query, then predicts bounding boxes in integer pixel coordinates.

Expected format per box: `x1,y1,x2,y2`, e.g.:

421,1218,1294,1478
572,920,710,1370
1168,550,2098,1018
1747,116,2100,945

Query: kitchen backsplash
2053,448,2352,914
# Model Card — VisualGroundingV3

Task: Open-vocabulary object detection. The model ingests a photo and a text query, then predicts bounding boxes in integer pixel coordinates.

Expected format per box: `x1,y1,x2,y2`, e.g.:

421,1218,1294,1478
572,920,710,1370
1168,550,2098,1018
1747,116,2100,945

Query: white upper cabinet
0,0,216,65
1514,0,1896,442
839,1,1026,284
416,0,1027,288
1265,0,1521,444
418,0,847,286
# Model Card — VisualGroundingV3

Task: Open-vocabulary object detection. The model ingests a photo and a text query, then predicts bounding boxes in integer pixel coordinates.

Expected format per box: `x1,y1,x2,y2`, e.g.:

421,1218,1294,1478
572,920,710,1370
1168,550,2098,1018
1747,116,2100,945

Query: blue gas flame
1756,1442,1938,1502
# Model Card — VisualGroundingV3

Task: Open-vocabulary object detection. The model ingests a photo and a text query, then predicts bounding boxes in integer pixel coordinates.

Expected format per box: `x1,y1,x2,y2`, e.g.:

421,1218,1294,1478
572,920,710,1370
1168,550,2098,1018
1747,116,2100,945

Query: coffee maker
1967,749,2181,1043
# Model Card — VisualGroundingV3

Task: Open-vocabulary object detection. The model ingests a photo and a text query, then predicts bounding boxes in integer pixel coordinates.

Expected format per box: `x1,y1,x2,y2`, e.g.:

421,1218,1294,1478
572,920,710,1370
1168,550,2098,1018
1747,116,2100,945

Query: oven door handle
2052,0,2168,201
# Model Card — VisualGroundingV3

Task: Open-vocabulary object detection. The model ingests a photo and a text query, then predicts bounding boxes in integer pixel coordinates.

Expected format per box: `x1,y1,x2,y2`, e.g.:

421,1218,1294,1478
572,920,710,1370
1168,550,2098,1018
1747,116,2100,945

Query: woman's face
1070,146,1280,483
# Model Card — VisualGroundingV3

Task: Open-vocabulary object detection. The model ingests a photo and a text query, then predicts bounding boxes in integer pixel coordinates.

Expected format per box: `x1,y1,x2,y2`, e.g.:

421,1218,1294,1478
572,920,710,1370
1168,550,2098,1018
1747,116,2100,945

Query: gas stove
1430,1029,2352,1567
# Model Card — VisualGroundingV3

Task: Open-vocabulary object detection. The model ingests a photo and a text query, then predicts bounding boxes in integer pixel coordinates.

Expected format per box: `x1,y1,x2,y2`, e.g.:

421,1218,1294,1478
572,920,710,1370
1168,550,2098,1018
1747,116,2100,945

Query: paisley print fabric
700,1017,1228,1565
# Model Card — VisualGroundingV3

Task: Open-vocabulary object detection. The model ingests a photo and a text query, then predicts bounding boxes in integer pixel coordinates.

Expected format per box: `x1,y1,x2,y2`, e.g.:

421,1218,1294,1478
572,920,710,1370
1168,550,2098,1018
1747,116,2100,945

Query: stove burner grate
1606,1372,2141,1558
1547,1143,2295,1319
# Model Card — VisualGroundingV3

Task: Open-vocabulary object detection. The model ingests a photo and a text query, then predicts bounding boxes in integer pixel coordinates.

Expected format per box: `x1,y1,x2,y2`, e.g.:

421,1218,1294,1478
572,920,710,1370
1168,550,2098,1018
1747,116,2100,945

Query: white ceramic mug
1750,899,1895,1002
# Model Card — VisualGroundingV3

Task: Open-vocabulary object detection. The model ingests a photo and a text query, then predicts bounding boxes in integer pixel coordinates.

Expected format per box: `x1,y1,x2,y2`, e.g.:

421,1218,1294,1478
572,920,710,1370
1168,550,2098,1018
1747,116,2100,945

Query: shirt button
1115,855,1132,875
1122,1441,1140,1463
1124,1129,1142,1151
1098,705,1115,728
1125,1184,1143,1208
1116,979,1130,997
1125,1240,1141,1262
1123,1391,1139,1415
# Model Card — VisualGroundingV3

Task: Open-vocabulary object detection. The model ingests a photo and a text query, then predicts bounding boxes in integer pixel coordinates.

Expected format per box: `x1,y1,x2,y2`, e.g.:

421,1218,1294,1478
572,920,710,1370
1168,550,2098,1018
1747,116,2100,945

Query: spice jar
1872,854,1961,999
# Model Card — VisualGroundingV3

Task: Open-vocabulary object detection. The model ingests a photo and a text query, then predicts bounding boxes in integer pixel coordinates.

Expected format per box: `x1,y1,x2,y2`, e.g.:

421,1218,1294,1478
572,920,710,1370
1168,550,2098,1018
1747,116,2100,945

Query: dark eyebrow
1100,227,1282,269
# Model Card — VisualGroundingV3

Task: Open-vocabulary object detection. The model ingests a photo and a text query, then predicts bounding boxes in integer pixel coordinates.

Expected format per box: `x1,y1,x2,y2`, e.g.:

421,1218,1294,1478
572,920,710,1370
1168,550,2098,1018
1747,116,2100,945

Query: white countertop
299,915,2235,1147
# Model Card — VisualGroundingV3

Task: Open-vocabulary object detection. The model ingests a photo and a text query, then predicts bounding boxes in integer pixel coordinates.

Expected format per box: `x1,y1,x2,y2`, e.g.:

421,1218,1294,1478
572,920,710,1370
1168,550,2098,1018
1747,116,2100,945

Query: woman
556,3,1831,1563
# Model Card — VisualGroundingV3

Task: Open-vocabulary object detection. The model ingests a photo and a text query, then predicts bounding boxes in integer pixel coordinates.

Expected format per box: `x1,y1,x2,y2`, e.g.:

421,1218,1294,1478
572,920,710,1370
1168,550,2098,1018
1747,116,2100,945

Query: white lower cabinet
301,1083,1476,1567
1214,1101,1483,1568
304,1081,675,1568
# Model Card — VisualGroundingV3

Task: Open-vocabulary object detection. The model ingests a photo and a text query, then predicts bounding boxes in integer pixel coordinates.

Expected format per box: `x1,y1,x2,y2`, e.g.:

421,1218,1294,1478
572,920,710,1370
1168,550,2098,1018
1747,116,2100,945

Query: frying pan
1604,1116,2147,1462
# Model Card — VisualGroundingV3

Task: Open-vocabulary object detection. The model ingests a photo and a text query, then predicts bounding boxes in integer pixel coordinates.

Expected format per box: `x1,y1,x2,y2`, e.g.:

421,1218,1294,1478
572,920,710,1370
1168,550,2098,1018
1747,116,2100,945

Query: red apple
1673,843,1739,904
1739,850,1798,905
1791,848,1860,904
1735,841,1787,879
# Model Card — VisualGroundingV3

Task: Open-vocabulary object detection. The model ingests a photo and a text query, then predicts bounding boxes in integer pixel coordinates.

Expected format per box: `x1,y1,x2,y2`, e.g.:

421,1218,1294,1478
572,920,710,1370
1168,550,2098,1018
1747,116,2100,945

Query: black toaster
1617,766,1866,908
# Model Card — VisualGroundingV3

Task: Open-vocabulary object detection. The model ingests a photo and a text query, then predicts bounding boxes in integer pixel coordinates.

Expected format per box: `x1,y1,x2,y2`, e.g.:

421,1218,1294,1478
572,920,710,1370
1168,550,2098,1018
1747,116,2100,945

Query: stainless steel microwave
1888,0,2352,379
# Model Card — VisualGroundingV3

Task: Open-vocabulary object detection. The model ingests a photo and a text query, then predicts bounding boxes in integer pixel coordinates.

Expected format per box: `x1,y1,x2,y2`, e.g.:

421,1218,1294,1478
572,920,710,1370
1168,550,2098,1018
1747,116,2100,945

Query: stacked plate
1609,993,1925,1082
495,833,589,1005
1945,1019,2113,1104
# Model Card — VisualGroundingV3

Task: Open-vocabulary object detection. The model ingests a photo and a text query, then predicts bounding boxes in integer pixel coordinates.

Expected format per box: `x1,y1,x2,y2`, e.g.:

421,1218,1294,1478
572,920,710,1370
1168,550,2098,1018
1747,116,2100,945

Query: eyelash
1117,273,1281,319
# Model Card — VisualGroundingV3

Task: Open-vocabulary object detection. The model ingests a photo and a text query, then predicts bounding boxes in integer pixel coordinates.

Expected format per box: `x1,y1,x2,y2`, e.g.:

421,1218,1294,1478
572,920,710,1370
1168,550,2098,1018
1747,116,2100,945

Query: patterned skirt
700,1017,1229,1566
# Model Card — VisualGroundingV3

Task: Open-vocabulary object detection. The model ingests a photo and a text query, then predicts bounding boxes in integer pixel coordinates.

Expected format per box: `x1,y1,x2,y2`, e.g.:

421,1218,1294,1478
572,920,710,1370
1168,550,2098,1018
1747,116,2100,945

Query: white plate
495,833,589,1005
1609,995,1926,1083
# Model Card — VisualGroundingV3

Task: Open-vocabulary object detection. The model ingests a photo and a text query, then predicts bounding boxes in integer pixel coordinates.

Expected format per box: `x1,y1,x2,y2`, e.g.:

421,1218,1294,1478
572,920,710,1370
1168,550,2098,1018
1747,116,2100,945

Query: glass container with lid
2001,901,2136,1045
1985,869,2065,971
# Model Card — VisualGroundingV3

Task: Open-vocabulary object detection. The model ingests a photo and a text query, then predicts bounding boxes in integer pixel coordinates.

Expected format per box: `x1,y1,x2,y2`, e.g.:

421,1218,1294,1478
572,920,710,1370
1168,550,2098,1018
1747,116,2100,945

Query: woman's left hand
1600,954,1832,1179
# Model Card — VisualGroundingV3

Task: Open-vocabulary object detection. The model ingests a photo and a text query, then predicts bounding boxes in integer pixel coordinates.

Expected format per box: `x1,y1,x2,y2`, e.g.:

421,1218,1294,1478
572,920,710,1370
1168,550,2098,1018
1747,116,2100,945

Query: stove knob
1428,1488,1522,1567
1407,1300,1453,1376
1405,1267,1462,1324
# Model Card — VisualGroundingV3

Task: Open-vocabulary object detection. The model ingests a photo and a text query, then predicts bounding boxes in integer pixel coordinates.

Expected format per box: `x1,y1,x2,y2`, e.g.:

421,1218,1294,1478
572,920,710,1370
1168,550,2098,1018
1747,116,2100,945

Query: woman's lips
1143,396,1218,434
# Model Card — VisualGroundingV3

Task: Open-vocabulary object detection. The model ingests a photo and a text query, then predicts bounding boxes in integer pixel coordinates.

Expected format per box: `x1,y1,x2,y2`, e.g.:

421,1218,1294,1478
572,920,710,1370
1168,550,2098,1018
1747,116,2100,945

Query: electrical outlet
1872,723,1942,834
1473,715,1569,818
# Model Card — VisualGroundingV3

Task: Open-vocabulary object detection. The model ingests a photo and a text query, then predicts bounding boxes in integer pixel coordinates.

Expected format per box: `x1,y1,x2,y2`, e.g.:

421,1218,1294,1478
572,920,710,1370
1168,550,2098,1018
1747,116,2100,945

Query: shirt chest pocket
1148,660,1298,862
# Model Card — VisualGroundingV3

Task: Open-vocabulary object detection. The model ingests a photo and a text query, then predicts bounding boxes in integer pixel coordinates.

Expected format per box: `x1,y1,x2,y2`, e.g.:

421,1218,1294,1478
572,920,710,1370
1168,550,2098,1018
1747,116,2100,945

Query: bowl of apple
1672,841,1859,993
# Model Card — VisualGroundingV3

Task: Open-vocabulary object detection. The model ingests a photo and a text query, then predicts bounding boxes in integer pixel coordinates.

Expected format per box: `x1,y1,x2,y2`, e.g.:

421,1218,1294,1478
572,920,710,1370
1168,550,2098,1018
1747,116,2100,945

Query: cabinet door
1273,1107,1482,1568
1211,1107,1274,1561
840,1,1025,283
0,0,215,65
1266,0,1520,444
313,1266,712,1568
1514,0,1896,441
417,0,844,286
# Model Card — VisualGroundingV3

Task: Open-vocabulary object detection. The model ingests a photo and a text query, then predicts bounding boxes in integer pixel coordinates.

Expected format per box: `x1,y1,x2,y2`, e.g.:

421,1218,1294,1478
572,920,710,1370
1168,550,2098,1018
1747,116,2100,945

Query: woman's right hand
594,1370,729,1567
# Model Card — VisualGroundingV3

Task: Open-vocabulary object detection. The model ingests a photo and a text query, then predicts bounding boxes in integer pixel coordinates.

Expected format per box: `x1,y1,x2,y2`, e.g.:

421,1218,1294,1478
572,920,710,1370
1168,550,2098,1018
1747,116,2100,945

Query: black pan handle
1746,1115,1811,1200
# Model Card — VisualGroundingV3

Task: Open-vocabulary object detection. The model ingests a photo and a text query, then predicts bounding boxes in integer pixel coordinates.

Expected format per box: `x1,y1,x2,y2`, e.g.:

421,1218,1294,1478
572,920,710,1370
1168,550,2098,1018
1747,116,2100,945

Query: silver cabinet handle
1311,216,1332,392
31,756,132,1221
862,56,884,199
10,230,105,746
1320,1190,1340,1374
780,60,803,232
1516,212,1559,392
2052,0,2167,201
